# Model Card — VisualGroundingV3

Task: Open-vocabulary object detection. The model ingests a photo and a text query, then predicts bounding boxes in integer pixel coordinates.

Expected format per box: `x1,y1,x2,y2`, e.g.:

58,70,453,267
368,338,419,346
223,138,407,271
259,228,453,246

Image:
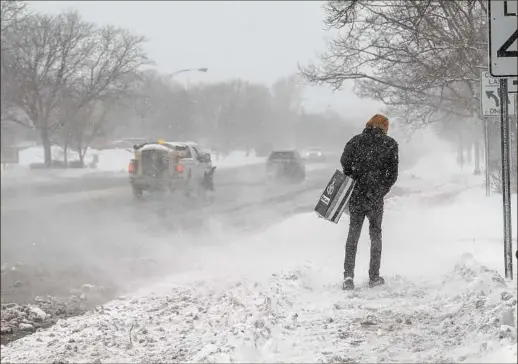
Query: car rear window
268,151,297,160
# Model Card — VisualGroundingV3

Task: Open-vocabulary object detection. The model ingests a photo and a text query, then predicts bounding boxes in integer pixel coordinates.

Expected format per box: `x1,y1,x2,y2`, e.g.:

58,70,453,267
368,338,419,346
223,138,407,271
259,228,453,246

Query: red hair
366,114,389,134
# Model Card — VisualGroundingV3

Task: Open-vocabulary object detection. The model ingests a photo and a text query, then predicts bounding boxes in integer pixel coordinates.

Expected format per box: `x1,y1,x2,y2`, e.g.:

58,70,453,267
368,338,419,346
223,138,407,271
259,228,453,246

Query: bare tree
295,109,356,150
71,24,149,107
236,83,273,153
271,75,303,147
299,0,487,127
184,77,304,152
127,70,191,139
0,0,28,33
57,24,149,164
1,0,28,125
58,97,119,166
272,75,303,114
3,10,149,166
69,72,310,155
3,11,96,164
188,80,247,151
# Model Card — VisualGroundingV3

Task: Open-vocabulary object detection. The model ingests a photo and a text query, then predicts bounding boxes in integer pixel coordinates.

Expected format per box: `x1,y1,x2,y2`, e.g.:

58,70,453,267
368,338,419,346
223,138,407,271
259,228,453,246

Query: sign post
488,0,517,280
498,79,513,280
482,116,491,197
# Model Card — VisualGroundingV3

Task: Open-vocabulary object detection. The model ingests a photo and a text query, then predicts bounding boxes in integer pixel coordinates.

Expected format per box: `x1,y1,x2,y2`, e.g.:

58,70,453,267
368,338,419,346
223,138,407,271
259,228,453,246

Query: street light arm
169,68,208,78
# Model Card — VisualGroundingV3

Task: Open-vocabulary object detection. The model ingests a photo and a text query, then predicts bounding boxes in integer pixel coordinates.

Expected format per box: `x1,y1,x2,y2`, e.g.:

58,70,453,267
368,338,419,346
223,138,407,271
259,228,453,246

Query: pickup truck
128,140,215,199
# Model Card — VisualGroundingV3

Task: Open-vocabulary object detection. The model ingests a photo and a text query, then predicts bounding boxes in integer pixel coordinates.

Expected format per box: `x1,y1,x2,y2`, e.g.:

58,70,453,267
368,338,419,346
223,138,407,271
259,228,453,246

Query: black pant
343,200,384,280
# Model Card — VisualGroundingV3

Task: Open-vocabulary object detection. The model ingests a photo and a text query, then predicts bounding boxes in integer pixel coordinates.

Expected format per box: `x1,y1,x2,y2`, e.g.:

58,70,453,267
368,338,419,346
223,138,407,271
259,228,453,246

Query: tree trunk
79,148,86,167
474,140,481,175
76,138,86,168
40,127,52,168
63,142,69,168
457,134,464,169
466,141,473,165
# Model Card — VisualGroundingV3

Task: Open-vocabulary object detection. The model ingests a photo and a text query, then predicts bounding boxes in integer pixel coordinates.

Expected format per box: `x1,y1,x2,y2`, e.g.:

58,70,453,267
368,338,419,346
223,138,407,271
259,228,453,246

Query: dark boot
369,276,385,288
343,277,354,291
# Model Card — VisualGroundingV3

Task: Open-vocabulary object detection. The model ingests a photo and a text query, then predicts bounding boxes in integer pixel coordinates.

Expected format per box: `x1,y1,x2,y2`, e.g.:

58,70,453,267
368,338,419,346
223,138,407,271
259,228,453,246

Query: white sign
480,71,516,117
488,0,518,77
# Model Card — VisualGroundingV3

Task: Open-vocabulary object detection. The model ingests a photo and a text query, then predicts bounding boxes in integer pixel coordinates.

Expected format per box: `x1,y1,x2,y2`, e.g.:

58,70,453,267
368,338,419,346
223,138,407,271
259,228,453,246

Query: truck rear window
173,146,191,158
268,151,297,160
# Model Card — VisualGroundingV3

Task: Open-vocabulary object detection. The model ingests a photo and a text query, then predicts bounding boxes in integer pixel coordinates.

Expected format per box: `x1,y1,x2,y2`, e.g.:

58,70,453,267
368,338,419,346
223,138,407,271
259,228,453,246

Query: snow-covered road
2,146,516,363
0,155,342,330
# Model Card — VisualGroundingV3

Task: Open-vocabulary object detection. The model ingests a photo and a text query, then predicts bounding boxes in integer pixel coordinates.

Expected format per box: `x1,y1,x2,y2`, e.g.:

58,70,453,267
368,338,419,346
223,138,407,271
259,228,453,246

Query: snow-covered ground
93,149,265,173
210,150,265,170
1,144,516,363
0,147,266,186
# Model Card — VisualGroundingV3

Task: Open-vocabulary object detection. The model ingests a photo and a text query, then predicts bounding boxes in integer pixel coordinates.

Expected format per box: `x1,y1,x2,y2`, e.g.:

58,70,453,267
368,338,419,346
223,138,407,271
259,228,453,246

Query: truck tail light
176,164,184,173
128,160,135,174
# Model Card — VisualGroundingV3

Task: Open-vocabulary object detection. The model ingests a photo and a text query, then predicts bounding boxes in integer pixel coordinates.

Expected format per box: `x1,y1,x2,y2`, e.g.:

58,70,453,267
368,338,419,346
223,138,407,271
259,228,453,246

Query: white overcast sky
27,1,382,124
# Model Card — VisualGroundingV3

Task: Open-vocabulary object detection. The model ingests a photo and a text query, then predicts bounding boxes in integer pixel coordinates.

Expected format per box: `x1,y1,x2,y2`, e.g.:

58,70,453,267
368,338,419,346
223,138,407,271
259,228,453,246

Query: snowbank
91,148,132,172
15,145,98,167
2,149,516,362
18,145,63,166
1,147,266,185
8,146,269,172
1,256,515,363
210,150,265,169
0,283,109,341
0,146,102,186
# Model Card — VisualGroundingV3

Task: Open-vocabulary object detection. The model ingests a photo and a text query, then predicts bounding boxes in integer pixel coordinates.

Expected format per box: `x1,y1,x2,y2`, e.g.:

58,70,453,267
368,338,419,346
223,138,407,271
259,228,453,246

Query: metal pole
499,78,513,280
484,117,491,197
510,101,515,183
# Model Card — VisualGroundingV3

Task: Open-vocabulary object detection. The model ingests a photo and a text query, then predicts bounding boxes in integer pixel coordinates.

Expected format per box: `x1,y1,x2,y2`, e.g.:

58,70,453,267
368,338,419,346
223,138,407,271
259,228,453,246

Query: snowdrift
1,256,516,363
1,146,516,363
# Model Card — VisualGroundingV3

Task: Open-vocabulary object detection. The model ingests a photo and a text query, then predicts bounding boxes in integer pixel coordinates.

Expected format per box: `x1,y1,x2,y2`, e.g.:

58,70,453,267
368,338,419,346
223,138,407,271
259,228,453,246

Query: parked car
302,147,326,162
128,140,216,199
266,150,306,183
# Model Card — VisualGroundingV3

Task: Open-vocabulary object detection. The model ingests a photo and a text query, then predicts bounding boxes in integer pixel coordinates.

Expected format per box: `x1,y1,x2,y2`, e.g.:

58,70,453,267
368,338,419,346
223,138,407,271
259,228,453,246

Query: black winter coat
340,126,399,208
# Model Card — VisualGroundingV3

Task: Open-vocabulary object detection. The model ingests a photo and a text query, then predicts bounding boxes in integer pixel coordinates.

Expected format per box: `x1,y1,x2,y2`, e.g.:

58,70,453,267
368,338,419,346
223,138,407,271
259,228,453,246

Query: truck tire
184,170,195,198
132,186,143,199
202,169,215,191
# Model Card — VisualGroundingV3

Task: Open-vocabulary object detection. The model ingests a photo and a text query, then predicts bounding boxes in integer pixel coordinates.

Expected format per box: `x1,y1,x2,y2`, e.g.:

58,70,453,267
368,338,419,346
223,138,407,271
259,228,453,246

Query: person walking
340,114,399,290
